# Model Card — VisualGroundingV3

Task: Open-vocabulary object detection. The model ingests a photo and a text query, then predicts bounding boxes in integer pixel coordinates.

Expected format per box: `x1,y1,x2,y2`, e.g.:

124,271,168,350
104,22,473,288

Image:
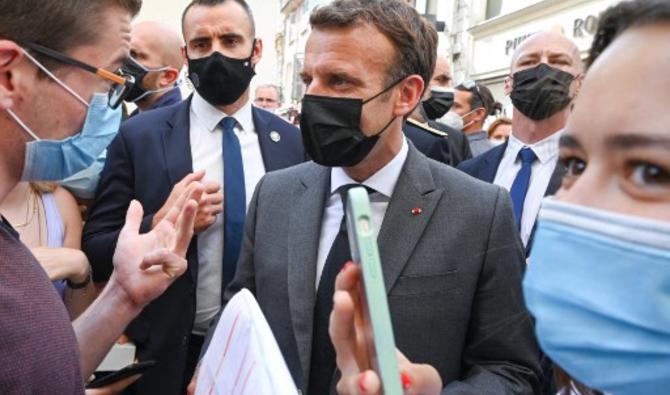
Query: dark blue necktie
509,147,537,229
220,117,246,289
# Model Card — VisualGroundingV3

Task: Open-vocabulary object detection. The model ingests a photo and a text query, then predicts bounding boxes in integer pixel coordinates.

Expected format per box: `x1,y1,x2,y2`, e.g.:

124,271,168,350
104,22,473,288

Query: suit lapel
162,97,195,279
163,97,194,186
287,164,329,388
545,159,566,196
479,141,507,183
253,107,282,172
377,144,444,293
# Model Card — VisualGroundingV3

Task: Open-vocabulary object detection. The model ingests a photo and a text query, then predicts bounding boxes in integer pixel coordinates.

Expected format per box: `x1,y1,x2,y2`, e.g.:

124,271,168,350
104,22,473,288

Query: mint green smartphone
345,187,403,395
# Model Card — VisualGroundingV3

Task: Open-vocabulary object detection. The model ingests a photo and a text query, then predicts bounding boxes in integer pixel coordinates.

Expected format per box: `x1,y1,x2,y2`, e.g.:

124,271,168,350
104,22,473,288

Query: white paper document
195,289,299,395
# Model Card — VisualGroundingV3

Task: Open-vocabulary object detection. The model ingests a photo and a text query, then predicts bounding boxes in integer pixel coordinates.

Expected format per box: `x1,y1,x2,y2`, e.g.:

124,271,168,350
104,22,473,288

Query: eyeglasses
22,42,135,109
461,79,484,109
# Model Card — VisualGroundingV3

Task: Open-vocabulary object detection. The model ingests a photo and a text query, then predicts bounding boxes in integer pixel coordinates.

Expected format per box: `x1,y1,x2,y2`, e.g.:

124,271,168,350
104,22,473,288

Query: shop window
486,0,503,19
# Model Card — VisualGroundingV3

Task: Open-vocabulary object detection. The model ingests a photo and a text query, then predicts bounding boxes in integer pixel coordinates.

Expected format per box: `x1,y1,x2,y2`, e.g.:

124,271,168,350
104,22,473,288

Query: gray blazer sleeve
200,176,265,356
442,188,541,395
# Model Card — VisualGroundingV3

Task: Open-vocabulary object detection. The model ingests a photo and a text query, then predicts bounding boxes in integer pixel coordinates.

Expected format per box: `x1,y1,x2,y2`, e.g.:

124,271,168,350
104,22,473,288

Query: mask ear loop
361,76,409,137
21,49,89,108
6,108,41,141
245,39,257,68
134,67,183,102
362,75,408,105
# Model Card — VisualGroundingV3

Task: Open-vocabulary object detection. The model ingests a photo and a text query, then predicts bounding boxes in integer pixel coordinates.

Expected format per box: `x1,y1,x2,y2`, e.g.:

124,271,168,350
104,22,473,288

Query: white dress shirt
189,92,267,334
493,131,562,246
315,138,409,288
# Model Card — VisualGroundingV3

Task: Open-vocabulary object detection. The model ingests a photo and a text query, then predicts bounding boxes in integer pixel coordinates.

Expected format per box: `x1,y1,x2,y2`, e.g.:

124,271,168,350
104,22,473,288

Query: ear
0,40,24,110
394,75,424,118
159,68,180,88
181,46,188,62
251,38,263,67
472,107,487,123
571,73,584,100
503,75,513,96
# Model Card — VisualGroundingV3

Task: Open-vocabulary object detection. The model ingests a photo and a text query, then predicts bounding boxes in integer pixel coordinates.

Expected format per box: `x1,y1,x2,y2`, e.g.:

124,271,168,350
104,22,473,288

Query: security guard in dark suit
404,117,472,167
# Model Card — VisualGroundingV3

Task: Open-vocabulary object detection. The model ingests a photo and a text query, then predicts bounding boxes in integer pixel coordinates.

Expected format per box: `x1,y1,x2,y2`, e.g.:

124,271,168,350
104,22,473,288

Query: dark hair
588,0,670,68
455,82,496,116
0,0,141,69
309,0,438,94
182,0,256,37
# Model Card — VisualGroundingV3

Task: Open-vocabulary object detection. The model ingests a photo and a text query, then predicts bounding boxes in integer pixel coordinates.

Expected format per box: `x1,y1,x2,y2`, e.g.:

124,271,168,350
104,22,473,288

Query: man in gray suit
195,1,541,394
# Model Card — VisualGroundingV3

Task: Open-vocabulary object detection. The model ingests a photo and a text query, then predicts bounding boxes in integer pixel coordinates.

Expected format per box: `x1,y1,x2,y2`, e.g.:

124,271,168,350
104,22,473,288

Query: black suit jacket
403,121,459,166
428,120,473,166
456,141,564,196
82,97,305,395
457,140,565,394
456,141,566,254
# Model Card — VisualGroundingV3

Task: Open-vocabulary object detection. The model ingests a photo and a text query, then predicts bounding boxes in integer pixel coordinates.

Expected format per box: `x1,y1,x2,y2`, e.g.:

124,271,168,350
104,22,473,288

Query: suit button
182,335,188,346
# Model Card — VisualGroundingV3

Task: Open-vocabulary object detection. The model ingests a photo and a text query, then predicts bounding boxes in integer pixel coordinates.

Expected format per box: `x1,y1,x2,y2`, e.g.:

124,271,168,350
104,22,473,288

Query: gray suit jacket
207,143,541,395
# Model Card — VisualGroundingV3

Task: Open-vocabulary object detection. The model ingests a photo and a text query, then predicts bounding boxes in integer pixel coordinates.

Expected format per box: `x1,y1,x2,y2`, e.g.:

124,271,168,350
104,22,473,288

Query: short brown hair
487,117,512,139
0,0,141,67
182,0,256,37
309,0,437,94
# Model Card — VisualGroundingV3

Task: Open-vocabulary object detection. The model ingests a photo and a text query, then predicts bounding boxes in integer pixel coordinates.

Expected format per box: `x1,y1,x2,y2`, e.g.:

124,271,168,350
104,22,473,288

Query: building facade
134,0,281,98
444,0,620,115
277,0,620,114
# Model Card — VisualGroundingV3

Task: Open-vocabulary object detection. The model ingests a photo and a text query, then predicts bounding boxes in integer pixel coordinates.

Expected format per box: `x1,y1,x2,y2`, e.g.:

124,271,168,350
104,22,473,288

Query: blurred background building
138,0,620,112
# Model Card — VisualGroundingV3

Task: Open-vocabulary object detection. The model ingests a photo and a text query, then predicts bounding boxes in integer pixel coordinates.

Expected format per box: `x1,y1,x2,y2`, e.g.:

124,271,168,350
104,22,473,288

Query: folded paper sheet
195,289,299,395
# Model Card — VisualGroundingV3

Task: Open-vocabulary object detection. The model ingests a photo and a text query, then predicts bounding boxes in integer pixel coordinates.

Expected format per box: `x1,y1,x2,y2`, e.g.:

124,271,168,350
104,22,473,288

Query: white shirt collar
191,91,255,134
330,137,409,198
507,129,563,165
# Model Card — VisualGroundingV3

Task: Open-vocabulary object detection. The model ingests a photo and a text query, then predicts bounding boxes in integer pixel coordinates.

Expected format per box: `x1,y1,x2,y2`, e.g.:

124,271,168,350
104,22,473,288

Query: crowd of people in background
0,0,669,394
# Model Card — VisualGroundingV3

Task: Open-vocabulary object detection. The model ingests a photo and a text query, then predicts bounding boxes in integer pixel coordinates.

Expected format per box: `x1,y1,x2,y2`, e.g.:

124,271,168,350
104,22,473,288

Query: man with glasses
60,22,185,202
451,80,496,156
0,0,199,393
458,30,583,251
82,1,305,393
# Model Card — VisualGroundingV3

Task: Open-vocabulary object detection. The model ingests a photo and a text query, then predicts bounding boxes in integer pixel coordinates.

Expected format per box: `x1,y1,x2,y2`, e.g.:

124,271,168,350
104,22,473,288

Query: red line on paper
230,342,251,394
238,361,257,395
206,311,242,395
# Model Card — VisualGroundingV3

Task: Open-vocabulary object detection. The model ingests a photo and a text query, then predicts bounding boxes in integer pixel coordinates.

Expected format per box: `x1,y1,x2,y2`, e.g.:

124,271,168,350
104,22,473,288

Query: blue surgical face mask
5,48,121,181
524,199,670,395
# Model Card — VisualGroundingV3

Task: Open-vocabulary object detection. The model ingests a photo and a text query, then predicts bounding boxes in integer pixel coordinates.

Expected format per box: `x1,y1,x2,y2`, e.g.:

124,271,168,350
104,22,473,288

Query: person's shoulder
256,161,322,191
254,106,299,133
121,100,188,133
266,160,321,180
52,186,83,233
457,142,505,172
426,155,504,201
405,118,448,139
52,186,80,214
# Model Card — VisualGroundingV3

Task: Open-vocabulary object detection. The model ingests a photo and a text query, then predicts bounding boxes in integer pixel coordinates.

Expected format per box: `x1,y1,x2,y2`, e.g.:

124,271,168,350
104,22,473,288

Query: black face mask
421,90,454,120
187,42,256,106
510,63,576,121
121,57,150,103
300,79,403,167
121,57,174,103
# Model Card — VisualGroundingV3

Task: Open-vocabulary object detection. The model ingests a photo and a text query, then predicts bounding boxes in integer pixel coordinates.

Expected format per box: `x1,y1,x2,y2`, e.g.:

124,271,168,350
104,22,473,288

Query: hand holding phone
343,187,402,395
329,263,443,395
328,187,442,395
86,360,156,389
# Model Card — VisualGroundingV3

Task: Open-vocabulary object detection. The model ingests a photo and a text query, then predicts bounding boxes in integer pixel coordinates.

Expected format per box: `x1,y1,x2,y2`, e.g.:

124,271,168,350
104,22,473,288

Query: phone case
86,360,157,389
345,187,403,395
